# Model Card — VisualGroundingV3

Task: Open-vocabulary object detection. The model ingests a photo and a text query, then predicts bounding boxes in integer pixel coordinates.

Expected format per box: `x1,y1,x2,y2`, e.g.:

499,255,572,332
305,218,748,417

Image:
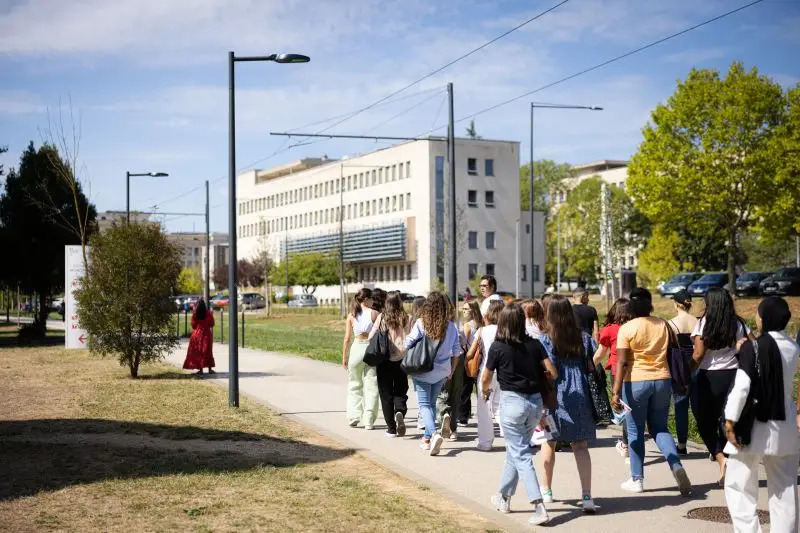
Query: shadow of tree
0,418,354,501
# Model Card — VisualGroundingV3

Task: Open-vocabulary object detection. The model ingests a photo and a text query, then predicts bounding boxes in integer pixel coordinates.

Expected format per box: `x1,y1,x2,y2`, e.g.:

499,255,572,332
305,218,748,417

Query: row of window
239,161,412,216
238,193,413,238
468,231,495,250
467,189,495,208
357,264,415,283
466,264,541,283
467,158,494,177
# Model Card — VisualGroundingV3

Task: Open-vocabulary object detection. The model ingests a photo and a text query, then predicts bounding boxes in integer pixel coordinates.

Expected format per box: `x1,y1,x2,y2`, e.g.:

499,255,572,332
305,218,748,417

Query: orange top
616,317,671,382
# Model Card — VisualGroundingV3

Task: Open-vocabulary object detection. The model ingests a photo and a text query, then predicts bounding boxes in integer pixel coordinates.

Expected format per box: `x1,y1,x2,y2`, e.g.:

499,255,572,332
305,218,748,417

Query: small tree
291,252,344,294
75,222,181,378
212,265,229,291
465,120,481,139
177,267,203,294
636,227,683,289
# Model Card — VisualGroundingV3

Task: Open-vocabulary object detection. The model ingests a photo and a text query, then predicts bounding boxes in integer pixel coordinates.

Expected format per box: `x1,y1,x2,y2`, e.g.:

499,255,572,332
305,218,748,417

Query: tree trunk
129,351,140,378
727,228,738,299
36,291,48,337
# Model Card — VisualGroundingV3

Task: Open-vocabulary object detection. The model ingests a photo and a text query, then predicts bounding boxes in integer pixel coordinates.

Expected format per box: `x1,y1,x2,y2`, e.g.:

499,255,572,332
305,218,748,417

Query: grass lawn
0,330,498,533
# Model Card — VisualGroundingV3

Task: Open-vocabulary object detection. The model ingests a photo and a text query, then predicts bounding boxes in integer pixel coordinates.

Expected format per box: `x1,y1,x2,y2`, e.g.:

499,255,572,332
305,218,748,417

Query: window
468,263,478,280
468,231,478,249
486,231,495,249
392,266,398,281
406,161,411,178
406,193,411,209
525,223,531,234
399,195,404,210
372,199,376,214
379,198,383,214
486,263,495,277
533,265,540,282
399,266,405,281
347,205,352,219
399,162,404,179
372,171,377,186
378,168,383,184
467,158,478,175
392,165,397,181
521,265,527,282
406,264,412,279
392,196,397,212
379,267,384,282
485,159,495,176
359,202,364,217
485,190,495,207
467,190,477,207
366,202,371,216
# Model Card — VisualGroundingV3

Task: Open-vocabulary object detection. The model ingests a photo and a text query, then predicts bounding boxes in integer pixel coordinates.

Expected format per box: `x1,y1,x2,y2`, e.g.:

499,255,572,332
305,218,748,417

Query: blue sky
0,0,797,233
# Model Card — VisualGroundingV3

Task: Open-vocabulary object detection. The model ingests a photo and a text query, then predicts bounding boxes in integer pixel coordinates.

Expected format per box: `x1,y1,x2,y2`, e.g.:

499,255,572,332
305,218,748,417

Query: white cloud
0,90,46,114
663,47,730,65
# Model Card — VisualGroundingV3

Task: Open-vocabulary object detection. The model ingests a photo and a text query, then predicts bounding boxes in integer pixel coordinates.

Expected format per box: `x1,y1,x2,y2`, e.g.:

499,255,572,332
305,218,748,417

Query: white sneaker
620,478,644,493
420,440,431,451
365,424,374,431
449,432,458,441
395,412,406,437
416,419,425,430
476,443,492,452
541,488,553,503
348,419,359,427
672,466,692,496
529,503,550,526
582,496,596,514
441,414,452,438
430,433,444,456
384,431,397,438
490,494,510,514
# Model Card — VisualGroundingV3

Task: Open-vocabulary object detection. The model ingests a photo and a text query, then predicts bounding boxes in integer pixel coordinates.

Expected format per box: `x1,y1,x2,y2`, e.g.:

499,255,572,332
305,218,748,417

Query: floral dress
539,332,597,442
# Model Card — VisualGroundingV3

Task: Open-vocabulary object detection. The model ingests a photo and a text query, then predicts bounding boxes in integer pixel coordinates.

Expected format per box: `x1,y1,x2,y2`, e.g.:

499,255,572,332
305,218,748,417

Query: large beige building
235,138,546,304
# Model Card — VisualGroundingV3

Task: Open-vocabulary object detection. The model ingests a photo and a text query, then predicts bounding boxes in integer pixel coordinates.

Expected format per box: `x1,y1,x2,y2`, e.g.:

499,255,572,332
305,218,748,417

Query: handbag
465,339,482,378
400,334,441,375
664,320,692,395
363,327,390,367
583,337,612,423
730,339,761,446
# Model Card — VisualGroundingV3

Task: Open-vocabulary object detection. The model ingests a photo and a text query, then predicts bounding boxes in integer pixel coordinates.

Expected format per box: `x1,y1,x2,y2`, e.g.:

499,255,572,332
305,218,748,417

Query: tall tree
0,142,96,335
519,159,574,212
628,62,789,289
636,227,683,288
75,222,181,378
465,120,481,139
177,267,204,294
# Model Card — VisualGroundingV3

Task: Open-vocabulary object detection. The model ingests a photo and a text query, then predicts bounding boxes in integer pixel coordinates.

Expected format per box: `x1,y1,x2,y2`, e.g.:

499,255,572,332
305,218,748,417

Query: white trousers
724,452,799,533
476,368,501,447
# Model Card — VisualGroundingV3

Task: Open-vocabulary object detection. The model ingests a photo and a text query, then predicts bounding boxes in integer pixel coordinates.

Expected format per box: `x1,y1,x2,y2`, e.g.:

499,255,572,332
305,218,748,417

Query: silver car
287,294,319,308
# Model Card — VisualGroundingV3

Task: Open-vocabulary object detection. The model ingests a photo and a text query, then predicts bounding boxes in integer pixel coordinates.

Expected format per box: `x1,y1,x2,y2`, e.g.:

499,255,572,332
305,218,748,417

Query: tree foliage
271,252,350,295
465,120,481,139
636,227,683,289
740,232,796,272
212,265,228,291
177,267,204,294
628,62,790,289
519,159,574,212
75,222,181,378
237,259,264,288
0,142,96,335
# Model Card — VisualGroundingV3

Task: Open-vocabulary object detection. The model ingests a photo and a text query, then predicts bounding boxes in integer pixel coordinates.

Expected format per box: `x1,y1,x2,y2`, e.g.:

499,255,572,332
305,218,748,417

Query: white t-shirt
480,324,498,371
480,294,503,315
691,317,749,371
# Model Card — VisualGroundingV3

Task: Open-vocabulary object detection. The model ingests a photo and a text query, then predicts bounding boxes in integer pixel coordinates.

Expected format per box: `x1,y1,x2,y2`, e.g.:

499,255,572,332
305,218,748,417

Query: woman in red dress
183,299,215,375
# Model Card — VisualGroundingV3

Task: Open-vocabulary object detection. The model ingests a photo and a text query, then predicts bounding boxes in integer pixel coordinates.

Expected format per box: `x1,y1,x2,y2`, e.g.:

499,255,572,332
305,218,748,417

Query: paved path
166,343,772,532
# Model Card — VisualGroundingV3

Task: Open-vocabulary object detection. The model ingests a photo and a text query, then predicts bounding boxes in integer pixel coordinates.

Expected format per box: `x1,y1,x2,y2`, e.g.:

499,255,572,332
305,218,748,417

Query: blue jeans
623,379,682,481
673,371,699,445
414,378,446,439
497,391,544,502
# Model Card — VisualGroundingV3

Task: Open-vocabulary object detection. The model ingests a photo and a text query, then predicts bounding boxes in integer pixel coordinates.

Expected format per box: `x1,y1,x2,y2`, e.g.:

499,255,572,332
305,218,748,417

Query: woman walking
669,290,698,455
485,303,558,526
521,299,545,339
369,291,411,438
183,298,215,375
724,297,799,533
612,288,692,495
538,295,597,512
342,289,379,429
458,300,483,426
404,292,461,455
594,298,632,459
691,287,750,486
467,300,505,450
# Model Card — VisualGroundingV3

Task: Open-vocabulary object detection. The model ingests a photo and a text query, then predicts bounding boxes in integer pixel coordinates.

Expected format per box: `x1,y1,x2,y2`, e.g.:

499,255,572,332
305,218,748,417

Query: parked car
496,291,516,303
179,295,201,312
287,294,319,308
688,273,730,297
736,272,772,297
209,293,230,310
659,273,703,298
759,267,800,296
240,292,266,310
174,294,188,310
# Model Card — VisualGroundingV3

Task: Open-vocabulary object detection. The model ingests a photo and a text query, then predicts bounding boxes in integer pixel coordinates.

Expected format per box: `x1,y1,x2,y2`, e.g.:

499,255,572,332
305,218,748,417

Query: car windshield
738,273,760,281
698,274,726,282
775,268,800,278
668,274,694,284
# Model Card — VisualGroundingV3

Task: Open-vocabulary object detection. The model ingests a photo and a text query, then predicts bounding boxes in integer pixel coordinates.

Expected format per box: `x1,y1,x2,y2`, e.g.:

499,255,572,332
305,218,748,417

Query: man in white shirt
479,275,503,315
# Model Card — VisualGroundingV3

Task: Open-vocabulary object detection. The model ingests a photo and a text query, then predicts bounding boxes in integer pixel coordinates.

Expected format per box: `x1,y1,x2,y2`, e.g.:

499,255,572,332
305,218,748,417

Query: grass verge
0,340,497,533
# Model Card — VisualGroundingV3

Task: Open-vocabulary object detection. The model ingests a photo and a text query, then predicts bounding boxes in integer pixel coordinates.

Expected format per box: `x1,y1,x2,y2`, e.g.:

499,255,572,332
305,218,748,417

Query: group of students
342,279,800,531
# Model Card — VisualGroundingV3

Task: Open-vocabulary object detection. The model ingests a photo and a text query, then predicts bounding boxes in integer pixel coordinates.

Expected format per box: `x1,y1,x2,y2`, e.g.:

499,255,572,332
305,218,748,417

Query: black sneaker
677,444,688,456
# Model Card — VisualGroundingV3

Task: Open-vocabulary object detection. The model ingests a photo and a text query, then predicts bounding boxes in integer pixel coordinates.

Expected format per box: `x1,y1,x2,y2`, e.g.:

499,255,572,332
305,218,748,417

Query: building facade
236,138,543,304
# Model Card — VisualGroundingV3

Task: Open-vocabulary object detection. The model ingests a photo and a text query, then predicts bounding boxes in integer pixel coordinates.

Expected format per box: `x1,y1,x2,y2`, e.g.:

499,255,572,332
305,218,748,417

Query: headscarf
739,297,790,422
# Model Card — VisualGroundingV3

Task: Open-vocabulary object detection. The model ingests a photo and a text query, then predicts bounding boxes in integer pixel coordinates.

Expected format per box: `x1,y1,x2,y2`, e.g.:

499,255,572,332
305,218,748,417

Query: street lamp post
126,171,168,223
529,103,602,296
228,51,310,408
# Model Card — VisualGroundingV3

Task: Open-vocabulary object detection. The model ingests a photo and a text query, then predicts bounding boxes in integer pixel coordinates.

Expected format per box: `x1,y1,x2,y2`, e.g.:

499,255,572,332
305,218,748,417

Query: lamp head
149,172,169,177
274,53,311,64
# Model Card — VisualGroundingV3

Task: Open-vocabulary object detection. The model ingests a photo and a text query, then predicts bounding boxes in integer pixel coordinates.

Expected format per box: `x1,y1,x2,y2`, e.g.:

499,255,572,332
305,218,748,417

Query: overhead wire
415,0,767,137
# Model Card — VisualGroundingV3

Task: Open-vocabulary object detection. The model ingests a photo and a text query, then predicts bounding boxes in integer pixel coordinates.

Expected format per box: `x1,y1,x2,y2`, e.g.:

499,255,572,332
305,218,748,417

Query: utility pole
339,164,345,318
515,218,520,298
285,227,289,302
557,213,561,292
446,82,457,307
600,182,615,307
529,105,535,298
204,179,210,304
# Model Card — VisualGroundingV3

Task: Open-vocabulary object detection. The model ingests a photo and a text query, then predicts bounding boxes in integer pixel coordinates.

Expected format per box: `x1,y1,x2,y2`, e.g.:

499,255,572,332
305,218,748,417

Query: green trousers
436,354,465,433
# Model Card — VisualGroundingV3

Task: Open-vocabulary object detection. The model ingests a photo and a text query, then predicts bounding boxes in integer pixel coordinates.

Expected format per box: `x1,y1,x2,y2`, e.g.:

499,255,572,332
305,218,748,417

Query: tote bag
363,327,390,367
400,335,441,375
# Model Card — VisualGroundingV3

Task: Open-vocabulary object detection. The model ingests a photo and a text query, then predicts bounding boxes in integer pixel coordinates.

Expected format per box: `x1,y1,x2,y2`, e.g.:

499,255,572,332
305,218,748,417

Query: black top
573,304,598,335
486,336,545,394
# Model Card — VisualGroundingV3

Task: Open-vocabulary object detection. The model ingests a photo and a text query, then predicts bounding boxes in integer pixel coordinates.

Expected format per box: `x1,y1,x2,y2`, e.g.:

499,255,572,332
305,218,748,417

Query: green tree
628,62,789,290
75,222,181,378
177,267,204,294
740,232,796,272
465,119,481,139
636,227,683,289
212,265,228,291
290,252,348,295
519,160,574,212
0,142,96,336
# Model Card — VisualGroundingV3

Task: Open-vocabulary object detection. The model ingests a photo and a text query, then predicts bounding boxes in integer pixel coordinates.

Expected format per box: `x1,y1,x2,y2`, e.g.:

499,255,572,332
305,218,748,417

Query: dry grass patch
0,346,497,533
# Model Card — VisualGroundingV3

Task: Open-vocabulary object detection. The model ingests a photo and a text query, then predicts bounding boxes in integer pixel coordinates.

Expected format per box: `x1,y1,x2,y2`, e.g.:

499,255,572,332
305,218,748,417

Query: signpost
65,245,89,349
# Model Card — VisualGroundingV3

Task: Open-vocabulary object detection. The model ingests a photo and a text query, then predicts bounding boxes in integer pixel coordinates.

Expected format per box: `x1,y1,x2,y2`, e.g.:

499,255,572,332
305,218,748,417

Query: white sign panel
65,245,90,349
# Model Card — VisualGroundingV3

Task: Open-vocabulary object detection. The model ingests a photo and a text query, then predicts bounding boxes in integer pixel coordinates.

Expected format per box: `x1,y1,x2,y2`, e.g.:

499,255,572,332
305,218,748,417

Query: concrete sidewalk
166,343,761,532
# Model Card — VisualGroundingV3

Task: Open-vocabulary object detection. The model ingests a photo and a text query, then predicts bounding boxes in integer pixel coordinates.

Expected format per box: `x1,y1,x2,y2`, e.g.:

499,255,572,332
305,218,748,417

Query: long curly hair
702,287,740,350
545,294,583,358
383,291,408,332
420,292,449,340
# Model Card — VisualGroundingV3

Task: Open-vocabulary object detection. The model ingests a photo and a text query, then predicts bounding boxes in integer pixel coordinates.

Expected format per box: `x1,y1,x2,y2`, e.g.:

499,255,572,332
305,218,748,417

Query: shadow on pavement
0,418,354,502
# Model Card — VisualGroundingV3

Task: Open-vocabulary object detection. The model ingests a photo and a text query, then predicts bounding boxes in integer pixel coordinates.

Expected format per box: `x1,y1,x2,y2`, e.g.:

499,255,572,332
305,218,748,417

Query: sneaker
490,494,510,514
441,414,452,439
449,432,458,441
417,419,425,430
620,478,644,493
528,503,550,526
672,466,692,496
420,439,431,451
365,424,374,431
541,488,553,504
582,496,596,514
348,419,359,428
384,431,397,438
476,443,492,452
430,433,444,456
395,412,406,437
676,443,688,456
616,440,629,458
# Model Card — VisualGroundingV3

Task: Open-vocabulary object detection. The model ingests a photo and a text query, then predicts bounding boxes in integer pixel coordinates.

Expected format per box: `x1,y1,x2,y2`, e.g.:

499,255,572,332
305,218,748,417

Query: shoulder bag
729,339,761,446
400,334,441,375
664,319,692,395
363,326,390,367
465,337,482,378
583,337,612,423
